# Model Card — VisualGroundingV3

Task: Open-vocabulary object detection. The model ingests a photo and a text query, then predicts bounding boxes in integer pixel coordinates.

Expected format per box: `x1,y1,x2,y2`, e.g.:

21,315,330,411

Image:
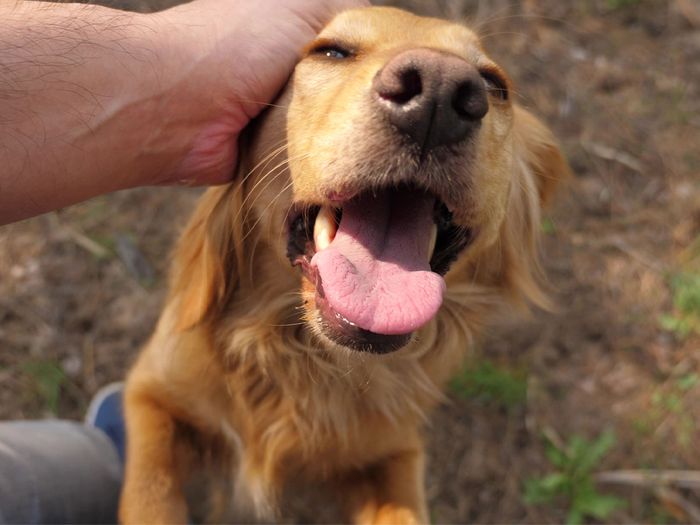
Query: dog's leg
342,449,428,525
119,388,189,524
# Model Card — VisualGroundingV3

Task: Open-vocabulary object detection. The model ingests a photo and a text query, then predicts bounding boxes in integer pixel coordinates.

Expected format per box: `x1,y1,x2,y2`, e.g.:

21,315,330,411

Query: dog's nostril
374,49,490,151
453,80,489,121
395,68,422,104
377,67,422,105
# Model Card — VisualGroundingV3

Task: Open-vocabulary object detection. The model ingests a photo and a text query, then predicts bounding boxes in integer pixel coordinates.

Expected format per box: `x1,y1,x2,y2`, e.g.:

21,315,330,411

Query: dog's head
171,7,570,354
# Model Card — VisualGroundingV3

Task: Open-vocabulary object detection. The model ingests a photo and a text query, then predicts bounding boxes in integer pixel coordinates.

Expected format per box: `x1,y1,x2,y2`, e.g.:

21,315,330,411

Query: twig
655,486,700,523
596,470,700,491
582,141,644,173
603,236,667,274
541,426,566,451
47,213,110,259
62,224,110,259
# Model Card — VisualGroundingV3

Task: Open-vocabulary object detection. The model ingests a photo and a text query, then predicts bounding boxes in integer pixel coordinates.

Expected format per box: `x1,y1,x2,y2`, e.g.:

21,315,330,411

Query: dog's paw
372,504,425,525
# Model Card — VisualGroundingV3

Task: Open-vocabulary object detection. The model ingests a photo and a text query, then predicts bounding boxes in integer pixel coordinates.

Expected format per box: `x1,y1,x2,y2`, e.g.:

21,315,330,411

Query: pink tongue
310,190,445,335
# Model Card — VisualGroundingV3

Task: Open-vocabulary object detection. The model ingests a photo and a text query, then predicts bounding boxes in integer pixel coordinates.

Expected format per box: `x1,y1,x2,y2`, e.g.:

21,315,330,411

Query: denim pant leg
0,420,122,524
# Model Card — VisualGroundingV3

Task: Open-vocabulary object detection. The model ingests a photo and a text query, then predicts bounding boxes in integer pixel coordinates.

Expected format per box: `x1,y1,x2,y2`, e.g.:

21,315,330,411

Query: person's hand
147,0,369,186
0,0,367,224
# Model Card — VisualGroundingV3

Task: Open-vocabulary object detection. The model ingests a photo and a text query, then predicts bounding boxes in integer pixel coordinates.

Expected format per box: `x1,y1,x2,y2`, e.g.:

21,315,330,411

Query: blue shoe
85,382,126,463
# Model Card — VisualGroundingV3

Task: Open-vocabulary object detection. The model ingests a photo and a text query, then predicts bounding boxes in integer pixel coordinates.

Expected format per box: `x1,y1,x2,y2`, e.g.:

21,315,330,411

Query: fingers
297,0,371,32
148,0,372,187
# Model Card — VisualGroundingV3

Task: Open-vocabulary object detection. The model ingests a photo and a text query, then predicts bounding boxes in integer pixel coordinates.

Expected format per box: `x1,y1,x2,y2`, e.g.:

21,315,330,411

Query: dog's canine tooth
314,206,337,252
429,223,438,261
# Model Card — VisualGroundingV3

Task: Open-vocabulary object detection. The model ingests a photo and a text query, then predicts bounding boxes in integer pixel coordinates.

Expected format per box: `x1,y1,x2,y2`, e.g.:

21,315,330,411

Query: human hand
0,0,367,224
145,0,369,186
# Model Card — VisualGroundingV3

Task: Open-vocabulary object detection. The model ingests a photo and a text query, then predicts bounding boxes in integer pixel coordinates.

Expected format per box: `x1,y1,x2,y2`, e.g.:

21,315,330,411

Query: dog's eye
480,70,509,101
311,44,352,60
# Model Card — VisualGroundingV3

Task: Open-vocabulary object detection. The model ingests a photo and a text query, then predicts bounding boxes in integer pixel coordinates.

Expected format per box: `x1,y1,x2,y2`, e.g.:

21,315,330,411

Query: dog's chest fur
211,290,479,486
147,277,484,519
219,320,438,481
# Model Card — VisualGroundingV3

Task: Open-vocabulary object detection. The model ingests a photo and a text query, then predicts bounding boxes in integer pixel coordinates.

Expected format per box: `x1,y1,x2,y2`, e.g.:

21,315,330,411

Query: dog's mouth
286,185,473,354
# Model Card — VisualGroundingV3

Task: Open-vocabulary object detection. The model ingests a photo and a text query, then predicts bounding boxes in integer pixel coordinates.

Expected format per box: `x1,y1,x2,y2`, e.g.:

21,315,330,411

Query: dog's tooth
314,206,337,252
429,224,438,260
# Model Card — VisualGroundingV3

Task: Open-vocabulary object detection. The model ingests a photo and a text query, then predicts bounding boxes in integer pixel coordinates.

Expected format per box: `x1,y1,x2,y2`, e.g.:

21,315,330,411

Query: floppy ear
512,104,571,207
169,184,248,331
497,105,571,309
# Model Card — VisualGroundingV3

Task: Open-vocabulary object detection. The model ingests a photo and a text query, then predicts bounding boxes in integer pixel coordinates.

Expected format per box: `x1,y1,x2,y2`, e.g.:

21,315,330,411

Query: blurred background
1,0,699,522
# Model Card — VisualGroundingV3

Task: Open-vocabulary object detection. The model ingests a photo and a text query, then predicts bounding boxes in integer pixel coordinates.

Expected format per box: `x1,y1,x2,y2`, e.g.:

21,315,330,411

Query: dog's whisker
476,30,528,41
472,12,570,35
234,150,298,227
274,163,316,247
241,179,295,243
238,140,289,187
228,97,291,110
240,169,287,227
237,168,286,226
235,141,290,219
240,152,313,228
468,2,515,32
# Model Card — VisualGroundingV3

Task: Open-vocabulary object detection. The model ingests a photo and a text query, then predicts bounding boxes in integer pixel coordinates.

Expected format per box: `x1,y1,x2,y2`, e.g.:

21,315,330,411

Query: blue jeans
0,421,122,524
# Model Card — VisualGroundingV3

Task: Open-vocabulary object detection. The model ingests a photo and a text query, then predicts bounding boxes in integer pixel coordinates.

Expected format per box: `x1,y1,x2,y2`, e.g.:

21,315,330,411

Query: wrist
132,4,254,186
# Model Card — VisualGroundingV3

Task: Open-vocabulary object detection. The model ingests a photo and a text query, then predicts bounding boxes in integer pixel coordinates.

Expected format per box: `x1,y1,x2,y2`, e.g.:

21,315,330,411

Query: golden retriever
120,6,570,524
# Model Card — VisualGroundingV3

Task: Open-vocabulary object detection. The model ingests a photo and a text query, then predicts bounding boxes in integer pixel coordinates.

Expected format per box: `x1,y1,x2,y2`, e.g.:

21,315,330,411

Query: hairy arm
0,0,366,224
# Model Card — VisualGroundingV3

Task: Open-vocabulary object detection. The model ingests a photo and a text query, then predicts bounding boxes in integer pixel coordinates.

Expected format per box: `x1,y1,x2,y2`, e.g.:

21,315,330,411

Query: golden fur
120,7,571,524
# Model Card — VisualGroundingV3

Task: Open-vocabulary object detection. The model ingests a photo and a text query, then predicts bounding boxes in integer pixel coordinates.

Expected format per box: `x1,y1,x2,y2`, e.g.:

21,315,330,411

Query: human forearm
0,0,367,225
1,2,184,223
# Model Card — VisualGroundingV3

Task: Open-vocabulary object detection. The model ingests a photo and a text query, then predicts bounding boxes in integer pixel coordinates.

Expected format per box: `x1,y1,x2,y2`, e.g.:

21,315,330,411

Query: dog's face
176,7,569,354
288,8,513,236
282,7,517,353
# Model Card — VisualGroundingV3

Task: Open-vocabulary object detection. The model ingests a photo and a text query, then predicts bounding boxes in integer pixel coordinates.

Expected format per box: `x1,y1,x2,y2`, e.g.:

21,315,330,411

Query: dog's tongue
311,190,445,335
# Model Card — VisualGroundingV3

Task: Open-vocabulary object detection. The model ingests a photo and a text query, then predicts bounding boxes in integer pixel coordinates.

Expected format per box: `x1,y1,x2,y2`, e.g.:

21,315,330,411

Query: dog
120,6,570,524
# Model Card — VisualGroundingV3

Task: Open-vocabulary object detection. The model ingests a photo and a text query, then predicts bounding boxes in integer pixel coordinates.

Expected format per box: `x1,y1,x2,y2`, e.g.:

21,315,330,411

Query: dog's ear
512,105,571,207
496,106,571,310
169,185,247,331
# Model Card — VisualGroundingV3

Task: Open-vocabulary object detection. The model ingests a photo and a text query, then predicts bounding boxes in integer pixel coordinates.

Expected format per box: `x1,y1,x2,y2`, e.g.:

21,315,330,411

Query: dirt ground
2,0,699,523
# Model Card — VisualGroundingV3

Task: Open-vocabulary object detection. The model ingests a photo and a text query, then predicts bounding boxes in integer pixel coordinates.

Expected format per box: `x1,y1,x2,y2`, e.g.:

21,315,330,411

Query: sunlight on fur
120,6,570,524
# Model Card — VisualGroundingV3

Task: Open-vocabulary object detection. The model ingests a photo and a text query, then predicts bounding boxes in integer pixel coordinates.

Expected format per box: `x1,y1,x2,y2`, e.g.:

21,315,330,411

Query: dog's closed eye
307,39,355,59
479,68,509,101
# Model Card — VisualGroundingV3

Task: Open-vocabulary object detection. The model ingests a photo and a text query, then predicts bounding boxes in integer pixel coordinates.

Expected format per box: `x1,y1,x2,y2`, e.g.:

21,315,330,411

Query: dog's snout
373,49,488,150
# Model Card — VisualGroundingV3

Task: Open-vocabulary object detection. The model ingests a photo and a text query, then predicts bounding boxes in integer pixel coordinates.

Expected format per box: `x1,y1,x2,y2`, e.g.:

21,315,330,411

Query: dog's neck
213,263,503,422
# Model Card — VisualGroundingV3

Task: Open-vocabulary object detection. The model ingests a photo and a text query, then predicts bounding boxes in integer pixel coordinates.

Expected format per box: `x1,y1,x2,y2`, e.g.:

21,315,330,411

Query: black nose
372,49,488,151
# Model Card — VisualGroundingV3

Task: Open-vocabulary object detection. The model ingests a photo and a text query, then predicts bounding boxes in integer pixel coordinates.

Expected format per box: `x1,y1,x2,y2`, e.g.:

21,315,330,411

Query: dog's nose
372,49,488,150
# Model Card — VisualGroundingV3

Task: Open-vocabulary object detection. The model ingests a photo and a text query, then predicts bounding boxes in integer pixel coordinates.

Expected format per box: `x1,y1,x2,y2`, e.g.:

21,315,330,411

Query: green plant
524,430,626,524
660,272,700,338
449,360,527,409
632,372,698,452
22,361,66,415
541,217,556,235
677,372,699,391
647,373,698,449
650,504,677,525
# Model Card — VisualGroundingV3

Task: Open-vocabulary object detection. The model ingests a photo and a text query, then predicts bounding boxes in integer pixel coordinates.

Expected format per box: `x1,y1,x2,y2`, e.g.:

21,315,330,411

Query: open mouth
287,185,473,354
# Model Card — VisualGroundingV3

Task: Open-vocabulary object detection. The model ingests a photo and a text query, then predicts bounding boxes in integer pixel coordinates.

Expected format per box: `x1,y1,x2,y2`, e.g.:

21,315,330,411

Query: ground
1,0,699,523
